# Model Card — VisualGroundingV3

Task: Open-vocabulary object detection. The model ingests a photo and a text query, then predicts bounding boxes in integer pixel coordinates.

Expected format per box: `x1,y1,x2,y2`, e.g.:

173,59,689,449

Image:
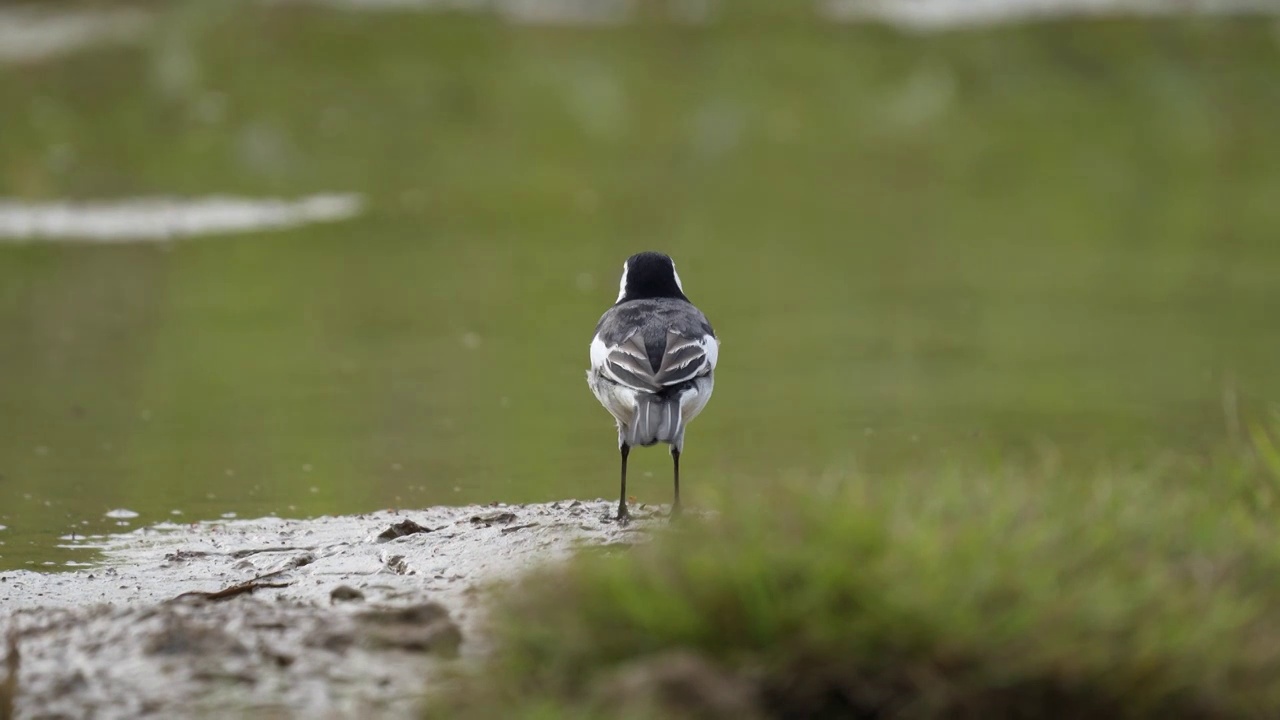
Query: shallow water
2,5,1279,570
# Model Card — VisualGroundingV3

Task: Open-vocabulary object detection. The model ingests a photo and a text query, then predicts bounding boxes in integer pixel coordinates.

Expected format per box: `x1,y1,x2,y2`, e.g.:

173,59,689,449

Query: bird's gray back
595,298,715,374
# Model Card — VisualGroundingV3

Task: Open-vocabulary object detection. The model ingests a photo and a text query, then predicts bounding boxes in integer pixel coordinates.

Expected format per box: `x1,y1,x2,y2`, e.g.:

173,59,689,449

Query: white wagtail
587,251,719,522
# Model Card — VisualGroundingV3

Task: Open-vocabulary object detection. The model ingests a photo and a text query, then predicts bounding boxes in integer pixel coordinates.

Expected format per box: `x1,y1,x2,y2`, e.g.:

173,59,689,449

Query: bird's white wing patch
589,334,611,370
702,334,719,370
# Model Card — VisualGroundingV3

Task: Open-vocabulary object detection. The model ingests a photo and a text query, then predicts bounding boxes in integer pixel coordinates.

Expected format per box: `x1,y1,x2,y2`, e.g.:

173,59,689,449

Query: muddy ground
0,500,665,719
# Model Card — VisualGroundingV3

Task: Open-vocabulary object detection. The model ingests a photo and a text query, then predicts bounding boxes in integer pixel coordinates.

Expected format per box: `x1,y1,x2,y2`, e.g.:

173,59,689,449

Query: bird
587,251,719,523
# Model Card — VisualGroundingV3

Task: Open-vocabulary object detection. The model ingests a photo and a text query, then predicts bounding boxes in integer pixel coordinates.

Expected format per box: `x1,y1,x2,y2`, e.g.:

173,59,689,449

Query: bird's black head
616,251,688,303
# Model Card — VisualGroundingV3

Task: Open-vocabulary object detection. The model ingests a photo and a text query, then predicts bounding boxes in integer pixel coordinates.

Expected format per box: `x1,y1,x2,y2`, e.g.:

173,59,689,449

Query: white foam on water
0,1,1273,58
268,0,492,9
0,194,365,243
268,0,637,24
820,0,1280,30
270,0,1280,27
0,6,152,64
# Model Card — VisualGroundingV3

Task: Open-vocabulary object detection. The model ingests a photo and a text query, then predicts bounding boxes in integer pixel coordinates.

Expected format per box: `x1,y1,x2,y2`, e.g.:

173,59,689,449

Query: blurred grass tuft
430,449,1280,718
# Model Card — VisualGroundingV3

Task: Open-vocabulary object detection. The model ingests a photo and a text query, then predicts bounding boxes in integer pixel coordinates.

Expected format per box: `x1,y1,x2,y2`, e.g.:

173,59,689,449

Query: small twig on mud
171,570,293,603
2,627,18,720
228,546,316,560
499,522,539,535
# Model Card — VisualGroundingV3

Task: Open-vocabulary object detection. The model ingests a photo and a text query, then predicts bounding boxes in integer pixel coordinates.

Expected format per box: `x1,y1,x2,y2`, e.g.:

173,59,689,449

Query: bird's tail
625,394,683,448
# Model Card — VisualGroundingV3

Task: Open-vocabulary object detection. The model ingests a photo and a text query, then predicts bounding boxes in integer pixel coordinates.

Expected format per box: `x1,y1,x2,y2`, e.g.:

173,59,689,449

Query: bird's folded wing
601,330,712,392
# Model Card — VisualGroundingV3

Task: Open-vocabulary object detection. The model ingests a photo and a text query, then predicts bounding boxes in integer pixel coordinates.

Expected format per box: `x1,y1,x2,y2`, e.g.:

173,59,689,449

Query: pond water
2,7,1279,569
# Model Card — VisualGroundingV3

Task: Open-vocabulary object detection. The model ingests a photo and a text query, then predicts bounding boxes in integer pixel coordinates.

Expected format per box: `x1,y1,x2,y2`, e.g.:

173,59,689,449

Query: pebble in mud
383,554,412,575
468,511,517,527
376,519,434,542
330,585,365,603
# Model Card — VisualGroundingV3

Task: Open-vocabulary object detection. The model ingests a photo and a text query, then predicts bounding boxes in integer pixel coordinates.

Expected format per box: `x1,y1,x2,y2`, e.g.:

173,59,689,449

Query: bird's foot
614,505,631,526
669,504,682,522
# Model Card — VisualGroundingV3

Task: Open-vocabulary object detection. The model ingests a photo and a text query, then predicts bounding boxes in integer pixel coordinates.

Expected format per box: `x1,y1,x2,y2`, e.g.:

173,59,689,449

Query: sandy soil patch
0,500,664,719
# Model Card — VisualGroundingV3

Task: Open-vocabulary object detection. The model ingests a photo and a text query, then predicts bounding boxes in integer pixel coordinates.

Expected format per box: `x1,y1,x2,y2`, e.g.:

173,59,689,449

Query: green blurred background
1,2,1279,569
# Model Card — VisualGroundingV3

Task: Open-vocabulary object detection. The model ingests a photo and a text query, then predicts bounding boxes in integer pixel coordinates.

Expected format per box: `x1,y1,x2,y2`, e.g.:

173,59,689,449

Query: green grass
430,429,1280,718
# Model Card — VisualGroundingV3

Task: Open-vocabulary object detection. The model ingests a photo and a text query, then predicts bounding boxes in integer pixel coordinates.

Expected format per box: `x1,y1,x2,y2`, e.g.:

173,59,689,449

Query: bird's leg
616,443,631,523
670,447,681,519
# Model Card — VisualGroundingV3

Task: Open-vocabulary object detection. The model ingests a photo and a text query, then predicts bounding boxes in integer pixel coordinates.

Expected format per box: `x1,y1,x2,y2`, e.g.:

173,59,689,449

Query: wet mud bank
0,500,662,718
